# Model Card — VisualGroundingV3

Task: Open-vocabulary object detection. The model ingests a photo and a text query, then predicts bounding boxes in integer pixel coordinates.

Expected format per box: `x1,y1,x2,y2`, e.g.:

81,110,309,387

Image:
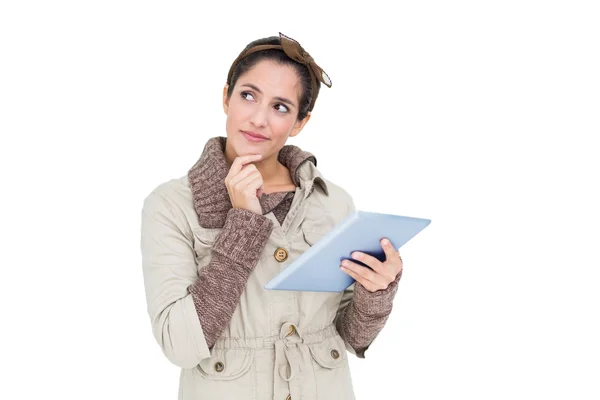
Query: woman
140,32,404,400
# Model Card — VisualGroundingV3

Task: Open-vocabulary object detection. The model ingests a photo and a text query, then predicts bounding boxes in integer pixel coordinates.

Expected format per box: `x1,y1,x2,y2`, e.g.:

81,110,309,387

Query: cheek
226,102,250,126
268,116,295,136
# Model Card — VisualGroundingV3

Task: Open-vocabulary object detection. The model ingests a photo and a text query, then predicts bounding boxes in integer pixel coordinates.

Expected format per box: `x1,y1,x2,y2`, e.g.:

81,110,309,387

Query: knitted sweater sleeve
187,207,274,350
335,271,402,358
333,196,403,358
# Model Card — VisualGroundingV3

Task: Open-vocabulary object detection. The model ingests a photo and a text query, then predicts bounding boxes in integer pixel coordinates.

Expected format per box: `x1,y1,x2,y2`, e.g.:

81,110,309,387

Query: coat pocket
308,335,355,399
302,228,328,247
191,348,256,398
300,203,336,247
196,348,255,381
308,334,347,369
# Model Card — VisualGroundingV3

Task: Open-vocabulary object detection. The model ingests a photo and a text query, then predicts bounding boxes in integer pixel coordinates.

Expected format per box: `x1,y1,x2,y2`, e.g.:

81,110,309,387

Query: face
222,59,311,163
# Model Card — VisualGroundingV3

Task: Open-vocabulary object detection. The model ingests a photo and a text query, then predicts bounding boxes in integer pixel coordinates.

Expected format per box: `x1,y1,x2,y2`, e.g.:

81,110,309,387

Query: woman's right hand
224,154,264,215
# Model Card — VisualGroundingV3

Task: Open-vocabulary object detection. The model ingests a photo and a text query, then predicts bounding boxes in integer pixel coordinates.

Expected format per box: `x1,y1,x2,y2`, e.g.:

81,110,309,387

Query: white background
1,1,599,399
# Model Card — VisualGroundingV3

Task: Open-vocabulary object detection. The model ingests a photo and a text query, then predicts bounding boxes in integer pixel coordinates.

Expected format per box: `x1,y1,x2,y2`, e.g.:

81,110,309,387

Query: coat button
330,349,340,359
214,361,224,372
274,247,288,262
286,324,296,337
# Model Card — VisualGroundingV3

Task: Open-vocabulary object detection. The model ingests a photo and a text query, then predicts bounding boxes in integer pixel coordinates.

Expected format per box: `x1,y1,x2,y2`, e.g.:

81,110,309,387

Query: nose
250,104,268,128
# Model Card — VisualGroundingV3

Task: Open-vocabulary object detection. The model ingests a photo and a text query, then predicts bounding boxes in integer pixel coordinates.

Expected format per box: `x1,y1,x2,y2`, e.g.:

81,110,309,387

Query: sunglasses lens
321,70,331,86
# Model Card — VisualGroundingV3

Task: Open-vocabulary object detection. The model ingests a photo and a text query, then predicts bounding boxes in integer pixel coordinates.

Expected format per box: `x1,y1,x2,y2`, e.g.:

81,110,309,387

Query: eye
241,91,255,101
274,103,289,113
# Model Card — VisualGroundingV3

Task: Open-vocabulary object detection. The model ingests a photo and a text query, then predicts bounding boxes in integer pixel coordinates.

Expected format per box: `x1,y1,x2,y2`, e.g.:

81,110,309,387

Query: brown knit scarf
187,136,317,228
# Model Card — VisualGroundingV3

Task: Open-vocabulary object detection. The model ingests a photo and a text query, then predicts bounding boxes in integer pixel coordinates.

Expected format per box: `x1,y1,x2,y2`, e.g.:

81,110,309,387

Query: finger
226,162,258,186
228,166,260,188
341,260,388,289
350,251,384,274
228,154,262,176
340,265,381,292
240,174,264,197
243,165,264,195
380,238,400,262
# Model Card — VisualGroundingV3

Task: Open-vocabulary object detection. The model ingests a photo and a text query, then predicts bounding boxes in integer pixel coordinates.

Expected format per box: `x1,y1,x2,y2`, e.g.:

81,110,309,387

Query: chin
227,133,255,158
236,131,269,153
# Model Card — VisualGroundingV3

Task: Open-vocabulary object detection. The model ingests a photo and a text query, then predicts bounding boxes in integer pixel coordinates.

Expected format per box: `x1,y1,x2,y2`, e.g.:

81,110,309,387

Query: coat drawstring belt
213,323,339,399
273,322,324,399
275,339,297,381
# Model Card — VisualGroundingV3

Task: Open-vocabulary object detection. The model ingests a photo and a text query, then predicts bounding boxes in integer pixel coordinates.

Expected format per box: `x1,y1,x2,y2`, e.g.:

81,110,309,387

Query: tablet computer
264,210,431,293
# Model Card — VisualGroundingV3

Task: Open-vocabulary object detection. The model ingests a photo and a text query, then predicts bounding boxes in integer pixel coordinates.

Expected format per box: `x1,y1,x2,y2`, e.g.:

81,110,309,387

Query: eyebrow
240,83,296,109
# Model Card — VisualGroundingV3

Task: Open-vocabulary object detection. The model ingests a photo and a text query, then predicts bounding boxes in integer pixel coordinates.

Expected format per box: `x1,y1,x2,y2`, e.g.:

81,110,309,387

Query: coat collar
187,136,328,228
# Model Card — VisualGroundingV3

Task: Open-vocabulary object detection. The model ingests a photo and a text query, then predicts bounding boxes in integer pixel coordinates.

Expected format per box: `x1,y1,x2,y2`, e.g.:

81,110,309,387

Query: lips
241,130,269,143
241,130,269,140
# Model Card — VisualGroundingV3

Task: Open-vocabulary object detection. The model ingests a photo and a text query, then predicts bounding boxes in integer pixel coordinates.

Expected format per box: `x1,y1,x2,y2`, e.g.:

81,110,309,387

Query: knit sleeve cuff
353,269,403,317
212,208,274,269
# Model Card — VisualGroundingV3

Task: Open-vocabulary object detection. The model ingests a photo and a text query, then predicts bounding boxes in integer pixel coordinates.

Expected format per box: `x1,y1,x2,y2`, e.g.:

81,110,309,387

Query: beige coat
141,160,360,399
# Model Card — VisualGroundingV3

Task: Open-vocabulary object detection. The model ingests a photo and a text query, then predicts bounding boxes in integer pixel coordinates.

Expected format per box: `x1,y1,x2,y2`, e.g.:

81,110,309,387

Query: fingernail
382,239,389,245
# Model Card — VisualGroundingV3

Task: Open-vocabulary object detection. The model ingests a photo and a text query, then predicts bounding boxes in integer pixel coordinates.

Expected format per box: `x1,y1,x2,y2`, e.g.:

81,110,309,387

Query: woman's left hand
340,238,403,293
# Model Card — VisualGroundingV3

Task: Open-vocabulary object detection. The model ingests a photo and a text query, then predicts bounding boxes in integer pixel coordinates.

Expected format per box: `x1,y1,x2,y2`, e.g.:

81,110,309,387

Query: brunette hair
226,36,319,121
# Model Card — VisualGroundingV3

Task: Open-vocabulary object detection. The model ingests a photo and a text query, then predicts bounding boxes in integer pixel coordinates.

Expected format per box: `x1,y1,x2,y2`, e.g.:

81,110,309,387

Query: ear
222,84,230,114
289,111,311,138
